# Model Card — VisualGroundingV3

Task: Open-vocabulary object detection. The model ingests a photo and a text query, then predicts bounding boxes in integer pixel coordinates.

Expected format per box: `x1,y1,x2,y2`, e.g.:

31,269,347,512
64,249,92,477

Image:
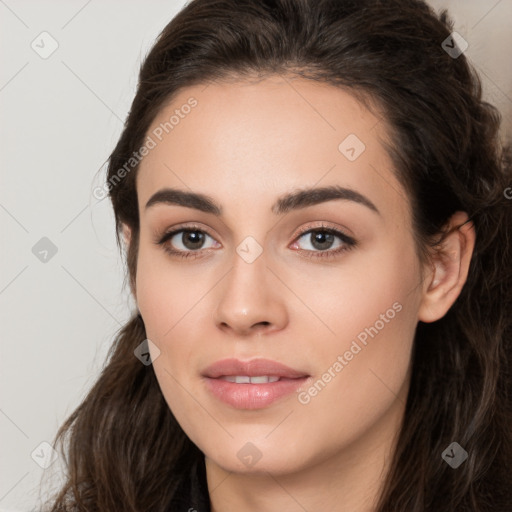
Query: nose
212,248,288,337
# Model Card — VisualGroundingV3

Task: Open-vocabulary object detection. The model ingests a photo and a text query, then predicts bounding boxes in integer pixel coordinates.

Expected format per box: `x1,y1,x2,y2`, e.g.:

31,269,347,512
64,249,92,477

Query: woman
44,0,512,510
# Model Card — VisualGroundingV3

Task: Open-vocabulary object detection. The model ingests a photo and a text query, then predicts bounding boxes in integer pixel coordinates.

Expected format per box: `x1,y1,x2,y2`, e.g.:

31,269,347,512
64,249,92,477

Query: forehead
136,76,409,221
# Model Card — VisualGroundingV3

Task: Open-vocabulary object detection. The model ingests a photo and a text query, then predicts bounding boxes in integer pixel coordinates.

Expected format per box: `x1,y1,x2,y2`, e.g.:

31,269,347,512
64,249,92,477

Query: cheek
135,242,214,387
135,241,200,338
289,237,421,351
135,248,204,429
290,241,420,407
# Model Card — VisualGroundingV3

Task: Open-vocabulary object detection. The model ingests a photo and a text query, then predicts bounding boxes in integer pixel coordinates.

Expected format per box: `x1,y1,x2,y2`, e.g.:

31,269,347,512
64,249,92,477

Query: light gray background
0,1,510,510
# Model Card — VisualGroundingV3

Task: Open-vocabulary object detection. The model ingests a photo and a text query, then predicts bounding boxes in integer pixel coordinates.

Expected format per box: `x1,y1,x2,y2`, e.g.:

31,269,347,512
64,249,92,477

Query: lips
202,358,310,409
202,358,309,380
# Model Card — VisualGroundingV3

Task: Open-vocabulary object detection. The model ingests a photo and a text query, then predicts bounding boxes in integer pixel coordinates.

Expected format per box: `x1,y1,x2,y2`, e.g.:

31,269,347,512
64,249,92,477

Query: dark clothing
170,456,211,512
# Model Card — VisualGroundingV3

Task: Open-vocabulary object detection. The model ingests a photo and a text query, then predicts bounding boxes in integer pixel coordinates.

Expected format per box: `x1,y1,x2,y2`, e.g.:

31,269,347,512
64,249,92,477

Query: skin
127,75,475,511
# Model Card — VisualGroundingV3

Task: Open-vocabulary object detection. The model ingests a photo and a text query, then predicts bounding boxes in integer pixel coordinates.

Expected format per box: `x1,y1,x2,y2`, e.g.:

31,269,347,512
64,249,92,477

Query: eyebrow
145,185,380,216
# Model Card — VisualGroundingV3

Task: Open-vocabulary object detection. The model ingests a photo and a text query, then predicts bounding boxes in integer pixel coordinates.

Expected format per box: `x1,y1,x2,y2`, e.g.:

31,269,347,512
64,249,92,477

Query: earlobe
418,211,475,323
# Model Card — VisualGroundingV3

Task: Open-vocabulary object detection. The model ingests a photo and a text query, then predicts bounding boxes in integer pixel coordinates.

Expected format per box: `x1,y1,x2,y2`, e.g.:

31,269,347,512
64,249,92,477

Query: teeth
220,375,280,384
250,375,280,384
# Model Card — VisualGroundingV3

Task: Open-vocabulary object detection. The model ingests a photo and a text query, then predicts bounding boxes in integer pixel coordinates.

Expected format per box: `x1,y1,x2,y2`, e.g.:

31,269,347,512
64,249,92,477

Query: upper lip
202,358,309,379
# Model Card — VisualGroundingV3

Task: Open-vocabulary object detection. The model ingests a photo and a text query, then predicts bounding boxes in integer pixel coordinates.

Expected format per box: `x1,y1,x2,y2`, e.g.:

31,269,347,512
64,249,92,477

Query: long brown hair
43,0,512,510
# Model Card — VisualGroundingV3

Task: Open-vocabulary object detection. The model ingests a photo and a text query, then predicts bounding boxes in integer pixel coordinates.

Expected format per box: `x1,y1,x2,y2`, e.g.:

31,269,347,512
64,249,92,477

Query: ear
121,223,132,248
418,211,476,323
120,223,137,298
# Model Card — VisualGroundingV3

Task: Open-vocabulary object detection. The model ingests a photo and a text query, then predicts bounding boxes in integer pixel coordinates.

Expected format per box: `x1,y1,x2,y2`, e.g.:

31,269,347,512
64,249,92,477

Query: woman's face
134,76,426,477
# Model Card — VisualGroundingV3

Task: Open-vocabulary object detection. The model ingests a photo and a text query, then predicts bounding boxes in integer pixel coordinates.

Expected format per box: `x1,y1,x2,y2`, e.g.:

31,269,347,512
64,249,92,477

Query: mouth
202,357,309,379
201,358,310,409
217,375,282,383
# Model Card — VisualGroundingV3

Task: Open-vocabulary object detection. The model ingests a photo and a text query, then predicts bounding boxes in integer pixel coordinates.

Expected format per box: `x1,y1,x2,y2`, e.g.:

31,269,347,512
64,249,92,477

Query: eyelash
155,223,357,261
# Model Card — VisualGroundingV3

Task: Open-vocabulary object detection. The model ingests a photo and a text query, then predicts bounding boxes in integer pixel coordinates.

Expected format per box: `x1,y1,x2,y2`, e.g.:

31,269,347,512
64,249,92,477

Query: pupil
312,231,334,250
183,231,204,249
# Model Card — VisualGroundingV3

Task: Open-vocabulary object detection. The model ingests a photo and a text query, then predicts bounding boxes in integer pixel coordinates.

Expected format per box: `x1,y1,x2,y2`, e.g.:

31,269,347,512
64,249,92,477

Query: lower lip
203,377,309,409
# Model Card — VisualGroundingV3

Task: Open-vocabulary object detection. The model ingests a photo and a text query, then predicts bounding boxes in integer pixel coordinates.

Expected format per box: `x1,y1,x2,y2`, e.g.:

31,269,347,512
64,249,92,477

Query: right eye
156,226,221,259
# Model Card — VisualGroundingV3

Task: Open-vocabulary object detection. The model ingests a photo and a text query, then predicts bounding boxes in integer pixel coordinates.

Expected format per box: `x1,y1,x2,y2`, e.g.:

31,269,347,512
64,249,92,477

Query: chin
202,438,313,476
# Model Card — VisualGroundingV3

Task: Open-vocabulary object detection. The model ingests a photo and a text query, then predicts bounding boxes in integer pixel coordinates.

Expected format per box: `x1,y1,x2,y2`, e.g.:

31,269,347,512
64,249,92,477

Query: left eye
292,228,356,253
